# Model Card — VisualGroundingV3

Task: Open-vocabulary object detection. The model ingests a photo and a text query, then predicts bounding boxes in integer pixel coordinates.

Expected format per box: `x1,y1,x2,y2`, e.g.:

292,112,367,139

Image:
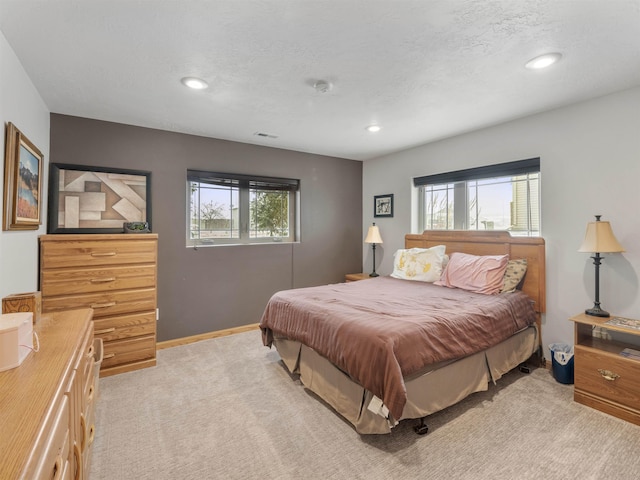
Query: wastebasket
549,343,574,384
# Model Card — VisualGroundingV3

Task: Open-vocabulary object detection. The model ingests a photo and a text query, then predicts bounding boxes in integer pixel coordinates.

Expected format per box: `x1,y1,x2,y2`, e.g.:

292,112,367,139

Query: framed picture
3,123,44,231
48,163,151,233
374,194,394,218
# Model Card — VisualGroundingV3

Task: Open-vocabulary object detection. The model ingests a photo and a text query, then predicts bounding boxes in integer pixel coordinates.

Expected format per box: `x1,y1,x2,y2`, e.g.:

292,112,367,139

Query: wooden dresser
0,309,95,480
40,234,158,377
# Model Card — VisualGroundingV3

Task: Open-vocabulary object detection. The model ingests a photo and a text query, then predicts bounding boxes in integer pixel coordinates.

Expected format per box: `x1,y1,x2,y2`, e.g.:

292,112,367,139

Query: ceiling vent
253,132,279,139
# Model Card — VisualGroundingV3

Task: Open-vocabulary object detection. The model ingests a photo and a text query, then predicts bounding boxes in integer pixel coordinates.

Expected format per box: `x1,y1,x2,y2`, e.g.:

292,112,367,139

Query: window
187,170,299,245
415,158,540,236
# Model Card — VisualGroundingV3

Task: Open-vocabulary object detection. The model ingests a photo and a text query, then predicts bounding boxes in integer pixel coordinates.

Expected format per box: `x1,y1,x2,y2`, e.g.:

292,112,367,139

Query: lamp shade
365,224,383,244
578,217,624,253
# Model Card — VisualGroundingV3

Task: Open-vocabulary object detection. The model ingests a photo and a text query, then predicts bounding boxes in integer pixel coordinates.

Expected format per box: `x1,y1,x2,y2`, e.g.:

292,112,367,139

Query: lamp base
369,272,379,277
585,305,610,318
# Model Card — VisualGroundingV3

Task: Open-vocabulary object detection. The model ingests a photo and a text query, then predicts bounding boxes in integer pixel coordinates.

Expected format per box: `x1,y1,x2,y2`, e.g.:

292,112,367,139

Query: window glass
422,183,455,230
189,181,239,241
250,188,290,239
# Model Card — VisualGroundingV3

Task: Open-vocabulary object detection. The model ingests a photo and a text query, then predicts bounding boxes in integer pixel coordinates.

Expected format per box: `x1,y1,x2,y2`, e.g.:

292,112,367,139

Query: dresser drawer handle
88,424,96,447
74,442,82,480
52,455,63,480
91,251,117,257
103,353,116,360
598,369,620,381
90,277,116,283
80,414,87,452
95,327,116,335
90,301,116,309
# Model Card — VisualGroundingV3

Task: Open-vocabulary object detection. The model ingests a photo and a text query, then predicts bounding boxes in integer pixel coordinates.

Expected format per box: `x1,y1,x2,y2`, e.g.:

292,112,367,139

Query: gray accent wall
50,114,362,341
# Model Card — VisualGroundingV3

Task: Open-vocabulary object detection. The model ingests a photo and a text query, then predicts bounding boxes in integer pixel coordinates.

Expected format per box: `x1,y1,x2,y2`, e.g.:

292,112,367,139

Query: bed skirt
272,325,538,434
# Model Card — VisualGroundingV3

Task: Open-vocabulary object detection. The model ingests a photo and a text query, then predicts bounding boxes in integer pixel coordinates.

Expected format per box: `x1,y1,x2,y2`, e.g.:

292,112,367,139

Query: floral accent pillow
501,258,528,293
391,245,447,282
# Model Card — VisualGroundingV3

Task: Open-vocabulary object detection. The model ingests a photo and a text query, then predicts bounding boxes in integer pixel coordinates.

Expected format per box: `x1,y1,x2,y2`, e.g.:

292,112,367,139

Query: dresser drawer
102,334,156,369
93,311,156,342
81,398,97,476
41,239,157,269
42,288,157,317
79,396,96,457
574,345,640,409
41,264,156,296
32,395,70,480
79,325,95,403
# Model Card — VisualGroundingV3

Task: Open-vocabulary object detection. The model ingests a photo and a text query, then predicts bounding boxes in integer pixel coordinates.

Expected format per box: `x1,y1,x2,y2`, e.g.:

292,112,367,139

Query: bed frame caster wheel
414,419,429,435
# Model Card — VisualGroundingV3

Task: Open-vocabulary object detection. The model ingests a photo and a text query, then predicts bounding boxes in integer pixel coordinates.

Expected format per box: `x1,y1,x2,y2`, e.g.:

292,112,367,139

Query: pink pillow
435,252,509,295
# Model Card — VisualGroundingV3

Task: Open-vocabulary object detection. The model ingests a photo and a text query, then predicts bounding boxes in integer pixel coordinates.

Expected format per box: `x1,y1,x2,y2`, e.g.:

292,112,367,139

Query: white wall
363,86,640,354
0,30,50,298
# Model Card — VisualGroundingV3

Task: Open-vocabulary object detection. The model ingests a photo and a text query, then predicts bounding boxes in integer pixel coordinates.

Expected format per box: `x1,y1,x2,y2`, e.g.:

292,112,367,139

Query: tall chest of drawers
40,234,158,377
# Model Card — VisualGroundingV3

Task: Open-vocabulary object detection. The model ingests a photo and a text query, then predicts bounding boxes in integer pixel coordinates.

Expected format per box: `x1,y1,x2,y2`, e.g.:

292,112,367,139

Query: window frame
187,170,299,246
414,158,541,236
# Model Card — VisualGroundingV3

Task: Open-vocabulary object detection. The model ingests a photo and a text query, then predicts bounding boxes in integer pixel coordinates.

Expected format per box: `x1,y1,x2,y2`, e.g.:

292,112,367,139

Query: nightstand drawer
574,345,640,409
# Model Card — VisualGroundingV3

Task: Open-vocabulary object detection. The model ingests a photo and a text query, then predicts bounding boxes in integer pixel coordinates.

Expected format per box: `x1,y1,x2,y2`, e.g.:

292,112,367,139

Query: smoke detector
313,80,332,93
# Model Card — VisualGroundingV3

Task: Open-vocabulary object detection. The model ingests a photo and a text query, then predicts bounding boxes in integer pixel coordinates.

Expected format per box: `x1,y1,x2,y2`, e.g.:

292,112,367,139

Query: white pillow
391,245,446,282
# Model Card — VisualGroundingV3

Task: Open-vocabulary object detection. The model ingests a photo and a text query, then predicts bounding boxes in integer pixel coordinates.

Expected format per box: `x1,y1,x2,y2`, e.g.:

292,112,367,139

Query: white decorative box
0,312,34,372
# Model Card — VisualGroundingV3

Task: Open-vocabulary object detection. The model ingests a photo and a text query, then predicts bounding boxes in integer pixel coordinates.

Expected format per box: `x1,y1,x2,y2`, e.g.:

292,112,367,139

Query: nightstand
570,312,640,426
345,273,374,282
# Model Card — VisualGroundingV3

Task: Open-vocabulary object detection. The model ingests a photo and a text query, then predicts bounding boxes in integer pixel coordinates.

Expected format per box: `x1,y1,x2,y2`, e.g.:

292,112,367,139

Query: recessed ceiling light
525,53,562,70
366,125,381,133
181,77,208,90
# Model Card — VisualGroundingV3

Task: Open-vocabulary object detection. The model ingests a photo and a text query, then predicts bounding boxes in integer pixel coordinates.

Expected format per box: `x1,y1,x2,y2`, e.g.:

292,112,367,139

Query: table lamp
365,223,383,277
578,215,624,317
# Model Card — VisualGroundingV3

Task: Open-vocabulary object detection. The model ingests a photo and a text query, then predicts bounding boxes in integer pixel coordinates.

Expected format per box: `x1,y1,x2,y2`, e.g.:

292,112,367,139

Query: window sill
187,241,299,248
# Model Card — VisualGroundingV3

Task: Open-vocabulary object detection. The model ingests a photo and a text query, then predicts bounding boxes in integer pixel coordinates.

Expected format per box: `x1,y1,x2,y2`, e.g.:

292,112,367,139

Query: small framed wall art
3,123,44,231
48,163,151,233
374,193,394,218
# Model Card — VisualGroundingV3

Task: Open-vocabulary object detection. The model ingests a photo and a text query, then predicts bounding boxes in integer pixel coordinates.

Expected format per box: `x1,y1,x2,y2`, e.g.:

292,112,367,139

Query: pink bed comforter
260,276,536,420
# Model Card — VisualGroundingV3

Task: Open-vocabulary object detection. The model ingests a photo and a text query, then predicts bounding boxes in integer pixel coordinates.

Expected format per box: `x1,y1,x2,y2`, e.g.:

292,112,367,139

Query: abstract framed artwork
374,193,394,218
48,163,151,233
3,123,44,231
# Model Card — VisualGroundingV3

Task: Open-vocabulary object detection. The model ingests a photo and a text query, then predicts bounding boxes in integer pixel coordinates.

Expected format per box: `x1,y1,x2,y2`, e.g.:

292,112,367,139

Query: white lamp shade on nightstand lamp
578,219,624,254
365,224,383,245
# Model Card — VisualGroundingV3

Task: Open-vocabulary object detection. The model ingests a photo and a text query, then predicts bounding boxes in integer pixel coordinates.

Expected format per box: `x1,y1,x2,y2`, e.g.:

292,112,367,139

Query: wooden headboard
405,230,546,314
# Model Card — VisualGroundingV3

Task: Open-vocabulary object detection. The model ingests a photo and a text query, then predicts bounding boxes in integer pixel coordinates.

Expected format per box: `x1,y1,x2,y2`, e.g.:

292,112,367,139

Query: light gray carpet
90,330,640,480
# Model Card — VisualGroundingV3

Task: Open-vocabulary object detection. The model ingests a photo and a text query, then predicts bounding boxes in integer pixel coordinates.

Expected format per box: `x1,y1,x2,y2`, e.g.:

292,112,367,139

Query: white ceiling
1,0,639,161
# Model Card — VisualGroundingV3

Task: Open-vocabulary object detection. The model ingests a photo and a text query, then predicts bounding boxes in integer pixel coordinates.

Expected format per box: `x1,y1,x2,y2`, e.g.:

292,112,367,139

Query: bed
260,230,546,434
